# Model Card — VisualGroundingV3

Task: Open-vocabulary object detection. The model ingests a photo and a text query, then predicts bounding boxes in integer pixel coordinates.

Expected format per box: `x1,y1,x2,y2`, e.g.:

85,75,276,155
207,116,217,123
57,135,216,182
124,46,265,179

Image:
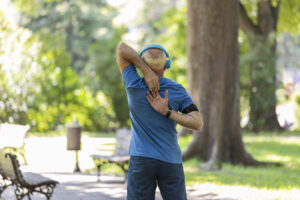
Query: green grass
95,132,300,189
181,134,300,189
29,130,66,137
83,131,116,138
242,130,300,136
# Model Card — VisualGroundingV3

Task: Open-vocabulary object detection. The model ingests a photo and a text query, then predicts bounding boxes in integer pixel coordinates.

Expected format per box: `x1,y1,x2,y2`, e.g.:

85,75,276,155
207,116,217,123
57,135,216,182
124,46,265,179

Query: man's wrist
141,65,152,76
164,109,172,118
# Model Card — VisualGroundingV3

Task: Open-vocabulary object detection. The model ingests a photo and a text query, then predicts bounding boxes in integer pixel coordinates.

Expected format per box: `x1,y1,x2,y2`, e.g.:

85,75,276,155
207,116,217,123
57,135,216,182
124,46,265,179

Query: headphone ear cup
166,60,171,69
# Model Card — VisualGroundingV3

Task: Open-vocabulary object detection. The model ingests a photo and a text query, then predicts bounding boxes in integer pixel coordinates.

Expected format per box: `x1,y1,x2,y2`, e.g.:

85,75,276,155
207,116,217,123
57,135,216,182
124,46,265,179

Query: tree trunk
240,1,282,132
183,0,265,169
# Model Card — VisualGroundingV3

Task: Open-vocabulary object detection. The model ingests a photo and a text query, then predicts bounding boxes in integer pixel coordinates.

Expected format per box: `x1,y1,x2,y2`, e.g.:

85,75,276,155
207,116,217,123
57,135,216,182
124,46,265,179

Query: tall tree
239,0,282,131
183,0,263,169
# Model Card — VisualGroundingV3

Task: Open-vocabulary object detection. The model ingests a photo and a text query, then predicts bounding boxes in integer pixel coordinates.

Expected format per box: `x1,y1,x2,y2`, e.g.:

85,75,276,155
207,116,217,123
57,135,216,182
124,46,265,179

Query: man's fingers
154,82,159,93
154,83,160,96
151,83,155,95
147,91,154,101
165,90,168,102
153,86,158,97
146,95,151,102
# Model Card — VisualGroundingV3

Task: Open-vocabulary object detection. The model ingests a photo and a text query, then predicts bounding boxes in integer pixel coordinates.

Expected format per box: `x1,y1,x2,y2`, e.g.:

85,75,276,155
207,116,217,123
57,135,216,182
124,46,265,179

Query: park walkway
1,136,213,200
1,136,299,200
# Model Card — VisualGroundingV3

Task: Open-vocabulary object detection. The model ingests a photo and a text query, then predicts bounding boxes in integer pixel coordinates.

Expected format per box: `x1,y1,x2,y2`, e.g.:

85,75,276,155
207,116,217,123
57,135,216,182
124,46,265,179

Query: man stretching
116,42,203,200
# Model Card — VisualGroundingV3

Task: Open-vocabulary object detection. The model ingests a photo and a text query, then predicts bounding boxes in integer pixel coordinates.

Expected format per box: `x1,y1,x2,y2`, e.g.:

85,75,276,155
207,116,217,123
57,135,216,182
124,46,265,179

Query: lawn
180,133,300,189
97,132,300,190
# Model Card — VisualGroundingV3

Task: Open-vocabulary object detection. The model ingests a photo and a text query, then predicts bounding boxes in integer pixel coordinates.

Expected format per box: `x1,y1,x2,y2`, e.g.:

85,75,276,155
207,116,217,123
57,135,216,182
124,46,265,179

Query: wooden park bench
0,150,59,200
90,128,130,183
0,123,30,165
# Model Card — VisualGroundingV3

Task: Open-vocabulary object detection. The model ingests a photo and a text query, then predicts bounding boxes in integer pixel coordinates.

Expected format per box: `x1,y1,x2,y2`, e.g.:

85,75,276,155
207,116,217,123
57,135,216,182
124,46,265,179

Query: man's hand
147,90,203,131
146,90,169,115
144,70,160,93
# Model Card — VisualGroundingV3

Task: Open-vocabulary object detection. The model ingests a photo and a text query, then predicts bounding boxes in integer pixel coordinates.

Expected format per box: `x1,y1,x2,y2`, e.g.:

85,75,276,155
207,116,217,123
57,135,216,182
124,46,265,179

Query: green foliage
138,3,187,86
88,26,129,127
0,10,41,125
292,89,300,130
154,6,188,87
240,35,277,130
241,0,300,34
239,0,300,131
30,43,115,132
181,134,300,189
1,1,124,132
278,0,300,34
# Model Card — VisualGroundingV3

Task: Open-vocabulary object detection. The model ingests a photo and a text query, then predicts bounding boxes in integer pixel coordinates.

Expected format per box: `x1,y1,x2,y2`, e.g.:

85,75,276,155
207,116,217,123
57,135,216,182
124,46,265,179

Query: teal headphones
140,44,171,69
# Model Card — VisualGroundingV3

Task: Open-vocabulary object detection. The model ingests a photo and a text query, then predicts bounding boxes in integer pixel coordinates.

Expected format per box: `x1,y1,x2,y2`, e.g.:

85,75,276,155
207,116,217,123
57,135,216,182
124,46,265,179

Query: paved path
0,136,203,200
1,136,300,200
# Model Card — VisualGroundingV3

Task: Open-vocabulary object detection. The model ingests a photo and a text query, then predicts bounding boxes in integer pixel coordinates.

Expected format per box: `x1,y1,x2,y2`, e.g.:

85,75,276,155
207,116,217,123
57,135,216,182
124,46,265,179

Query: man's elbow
190,112,203,131
117,42,127,54
195,119,203,131
193,113,203,131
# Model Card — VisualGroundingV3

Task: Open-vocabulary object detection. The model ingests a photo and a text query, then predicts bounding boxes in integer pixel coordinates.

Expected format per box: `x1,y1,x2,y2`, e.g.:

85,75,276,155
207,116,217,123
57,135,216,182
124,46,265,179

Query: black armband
182,104,199,114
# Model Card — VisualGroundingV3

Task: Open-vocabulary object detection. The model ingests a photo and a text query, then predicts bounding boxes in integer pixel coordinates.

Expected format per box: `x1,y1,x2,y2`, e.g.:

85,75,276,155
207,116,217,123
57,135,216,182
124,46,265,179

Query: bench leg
97,165,101,182
0,178,12,196
27,193,32,200
116,163,129,183
32,183,57,200
15,184,28,200
43,183,57,200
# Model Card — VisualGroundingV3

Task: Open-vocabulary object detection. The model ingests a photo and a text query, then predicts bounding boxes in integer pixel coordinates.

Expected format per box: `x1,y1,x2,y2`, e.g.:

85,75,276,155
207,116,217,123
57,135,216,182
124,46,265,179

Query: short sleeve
178,87,194,113
121,65,142,88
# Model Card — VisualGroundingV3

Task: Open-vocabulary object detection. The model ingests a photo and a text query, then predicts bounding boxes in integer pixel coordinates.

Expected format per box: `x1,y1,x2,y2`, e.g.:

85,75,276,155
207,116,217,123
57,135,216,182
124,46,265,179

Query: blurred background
1,0,300,199
0,0,299,134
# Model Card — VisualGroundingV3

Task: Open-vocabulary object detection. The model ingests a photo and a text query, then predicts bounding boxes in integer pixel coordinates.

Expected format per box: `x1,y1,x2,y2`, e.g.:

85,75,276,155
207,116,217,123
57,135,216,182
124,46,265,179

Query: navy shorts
127,156,187,200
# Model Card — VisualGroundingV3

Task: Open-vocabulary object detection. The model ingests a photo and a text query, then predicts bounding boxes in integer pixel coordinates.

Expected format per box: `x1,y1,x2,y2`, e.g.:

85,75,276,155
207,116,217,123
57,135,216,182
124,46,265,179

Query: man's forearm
117,42,152,75
169,111,203,131
117,42,160,93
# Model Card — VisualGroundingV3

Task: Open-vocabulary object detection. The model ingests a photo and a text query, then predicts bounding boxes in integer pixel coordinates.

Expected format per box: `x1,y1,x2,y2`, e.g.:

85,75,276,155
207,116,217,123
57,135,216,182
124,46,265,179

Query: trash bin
66,121,81,151
66,121,81,172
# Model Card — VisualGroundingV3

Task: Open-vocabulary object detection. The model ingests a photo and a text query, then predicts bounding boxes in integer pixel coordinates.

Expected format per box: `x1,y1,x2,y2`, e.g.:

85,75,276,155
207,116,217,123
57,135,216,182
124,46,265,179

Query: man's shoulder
122,65,148,89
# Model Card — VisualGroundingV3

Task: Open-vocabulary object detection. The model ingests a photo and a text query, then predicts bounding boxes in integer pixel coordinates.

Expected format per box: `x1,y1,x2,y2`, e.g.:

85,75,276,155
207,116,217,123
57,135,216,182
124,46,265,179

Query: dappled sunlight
186,183,300,200
244,135,300,145
180,135,300,190
265,154,291,162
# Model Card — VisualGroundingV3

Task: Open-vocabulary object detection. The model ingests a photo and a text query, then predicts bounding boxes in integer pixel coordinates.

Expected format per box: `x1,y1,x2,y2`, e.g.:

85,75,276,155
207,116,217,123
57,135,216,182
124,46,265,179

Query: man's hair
141,49,167,69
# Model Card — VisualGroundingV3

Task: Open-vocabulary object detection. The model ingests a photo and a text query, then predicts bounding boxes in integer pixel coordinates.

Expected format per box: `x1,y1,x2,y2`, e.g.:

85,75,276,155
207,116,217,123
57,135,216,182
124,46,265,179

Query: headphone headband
140,44,171,69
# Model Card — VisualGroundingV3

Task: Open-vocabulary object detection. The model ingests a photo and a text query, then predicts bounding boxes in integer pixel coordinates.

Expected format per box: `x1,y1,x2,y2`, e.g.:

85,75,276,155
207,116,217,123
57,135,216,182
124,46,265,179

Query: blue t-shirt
122,65,193,164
